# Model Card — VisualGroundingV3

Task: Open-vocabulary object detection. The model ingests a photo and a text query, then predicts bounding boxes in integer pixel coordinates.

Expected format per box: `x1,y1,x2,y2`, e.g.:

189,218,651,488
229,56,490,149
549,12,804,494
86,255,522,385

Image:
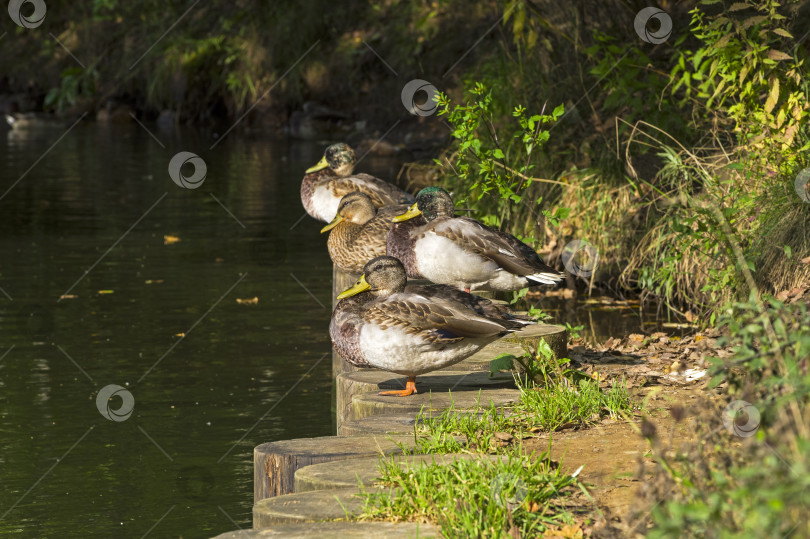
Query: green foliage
436,83,566,241
564,322,585,341
44,67,98,112
607,0,810,317
709,294,810,399
671,0,808,151
649,444,810,538
648,295,810,536
359,453,579,537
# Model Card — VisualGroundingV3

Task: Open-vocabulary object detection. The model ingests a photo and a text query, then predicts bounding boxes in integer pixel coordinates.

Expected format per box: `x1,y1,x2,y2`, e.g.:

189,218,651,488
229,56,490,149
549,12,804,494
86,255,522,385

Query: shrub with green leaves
646,294,810,536
435,83,569,244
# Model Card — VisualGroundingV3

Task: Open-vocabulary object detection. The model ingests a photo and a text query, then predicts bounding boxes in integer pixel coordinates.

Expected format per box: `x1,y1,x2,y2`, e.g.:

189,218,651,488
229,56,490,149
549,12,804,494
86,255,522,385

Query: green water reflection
0,123,344,537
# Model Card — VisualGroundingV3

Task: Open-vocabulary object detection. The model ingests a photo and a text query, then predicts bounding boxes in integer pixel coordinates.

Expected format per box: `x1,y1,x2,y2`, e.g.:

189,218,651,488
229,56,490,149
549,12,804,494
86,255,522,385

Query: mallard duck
4,112,49,129
321,192,409,274
302,143,413,222
331,256,534,396
388,187,564,292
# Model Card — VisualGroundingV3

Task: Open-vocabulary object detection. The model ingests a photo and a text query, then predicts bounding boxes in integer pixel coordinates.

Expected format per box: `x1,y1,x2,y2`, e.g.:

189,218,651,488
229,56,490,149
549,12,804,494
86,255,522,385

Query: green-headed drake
387,187,564,292
330,256,533,396
302,143,413,222
321,192,410,275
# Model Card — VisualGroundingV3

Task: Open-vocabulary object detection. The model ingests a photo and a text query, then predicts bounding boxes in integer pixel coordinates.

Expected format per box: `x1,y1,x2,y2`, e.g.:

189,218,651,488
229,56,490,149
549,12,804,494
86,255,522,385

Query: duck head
392,186,454,223
320,192,377,233
305,143,356,177
337,256,407,298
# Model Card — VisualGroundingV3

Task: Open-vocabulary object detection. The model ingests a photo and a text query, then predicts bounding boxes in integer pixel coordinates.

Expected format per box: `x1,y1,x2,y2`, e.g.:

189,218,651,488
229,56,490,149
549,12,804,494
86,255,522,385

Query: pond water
0,122,684,538
0,122,355,537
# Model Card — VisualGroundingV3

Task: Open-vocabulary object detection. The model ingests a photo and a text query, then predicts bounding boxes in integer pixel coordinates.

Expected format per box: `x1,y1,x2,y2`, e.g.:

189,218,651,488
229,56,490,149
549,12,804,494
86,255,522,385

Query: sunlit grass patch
516,376,634,432
403,374,635,455
359,453,583,537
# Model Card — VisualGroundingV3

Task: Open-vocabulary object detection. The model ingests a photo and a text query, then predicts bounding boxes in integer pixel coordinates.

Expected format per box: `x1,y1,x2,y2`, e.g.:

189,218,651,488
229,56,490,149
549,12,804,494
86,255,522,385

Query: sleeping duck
321,192,410,275
388,187,563,292
302,143,413,222
330,256,534,396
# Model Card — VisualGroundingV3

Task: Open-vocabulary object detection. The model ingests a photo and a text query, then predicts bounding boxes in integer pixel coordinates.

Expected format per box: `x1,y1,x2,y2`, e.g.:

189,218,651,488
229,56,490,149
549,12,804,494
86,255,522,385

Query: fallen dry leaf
236,297,259,305
164,235,180,245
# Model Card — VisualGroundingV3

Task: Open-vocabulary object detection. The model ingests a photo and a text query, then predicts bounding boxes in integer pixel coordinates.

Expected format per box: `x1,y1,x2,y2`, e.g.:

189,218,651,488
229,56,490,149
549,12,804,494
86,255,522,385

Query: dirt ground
519,331,735,537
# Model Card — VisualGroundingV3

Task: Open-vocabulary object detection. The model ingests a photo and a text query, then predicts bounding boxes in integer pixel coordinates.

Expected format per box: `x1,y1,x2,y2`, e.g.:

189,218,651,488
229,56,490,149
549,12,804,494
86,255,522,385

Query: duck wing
410,284,533,328
364,290,515,342
360,205,410,243
429,217,562,283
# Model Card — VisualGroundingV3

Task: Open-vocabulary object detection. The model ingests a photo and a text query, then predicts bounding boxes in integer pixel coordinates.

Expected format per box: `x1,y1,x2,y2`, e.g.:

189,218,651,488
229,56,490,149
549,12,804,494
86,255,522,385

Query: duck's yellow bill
337,274,371,299
320,215,343,233
305,156,329,173
392,203,422,222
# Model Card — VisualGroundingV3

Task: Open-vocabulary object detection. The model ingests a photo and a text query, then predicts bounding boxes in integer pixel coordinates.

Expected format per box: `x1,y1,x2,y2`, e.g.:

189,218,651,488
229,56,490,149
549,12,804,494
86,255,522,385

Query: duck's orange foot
379,377,417,397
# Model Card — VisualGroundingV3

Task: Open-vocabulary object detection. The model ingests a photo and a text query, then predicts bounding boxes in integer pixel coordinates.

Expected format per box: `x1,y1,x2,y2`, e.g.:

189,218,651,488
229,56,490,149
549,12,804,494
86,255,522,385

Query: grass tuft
359,453,580,537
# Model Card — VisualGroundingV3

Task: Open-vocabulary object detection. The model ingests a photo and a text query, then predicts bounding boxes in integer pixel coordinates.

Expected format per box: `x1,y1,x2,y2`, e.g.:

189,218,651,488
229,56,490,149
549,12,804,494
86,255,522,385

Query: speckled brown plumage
326,198,409,274
330,294,374,368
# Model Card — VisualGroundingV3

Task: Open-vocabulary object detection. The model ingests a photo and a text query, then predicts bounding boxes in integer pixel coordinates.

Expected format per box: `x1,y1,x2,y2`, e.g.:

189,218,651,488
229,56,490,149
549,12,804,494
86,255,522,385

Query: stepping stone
336,369,515,429
337,413,419,437
294,453,501,493
253,487,384,527
444,339,528,371
254,436,413,503
212,521,439,538
349,387,520,423
503,324,567,359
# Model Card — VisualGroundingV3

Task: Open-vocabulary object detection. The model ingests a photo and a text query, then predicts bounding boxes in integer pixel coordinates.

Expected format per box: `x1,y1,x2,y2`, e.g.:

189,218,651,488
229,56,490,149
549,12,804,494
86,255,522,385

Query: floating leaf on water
98,290,114,294
236,297,259,305
164,235,180,244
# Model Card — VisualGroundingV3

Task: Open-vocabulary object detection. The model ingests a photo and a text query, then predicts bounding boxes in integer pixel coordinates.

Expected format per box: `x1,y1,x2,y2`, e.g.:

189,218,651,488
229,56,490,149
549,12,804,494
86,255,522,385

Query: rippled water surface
0,123,351,537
